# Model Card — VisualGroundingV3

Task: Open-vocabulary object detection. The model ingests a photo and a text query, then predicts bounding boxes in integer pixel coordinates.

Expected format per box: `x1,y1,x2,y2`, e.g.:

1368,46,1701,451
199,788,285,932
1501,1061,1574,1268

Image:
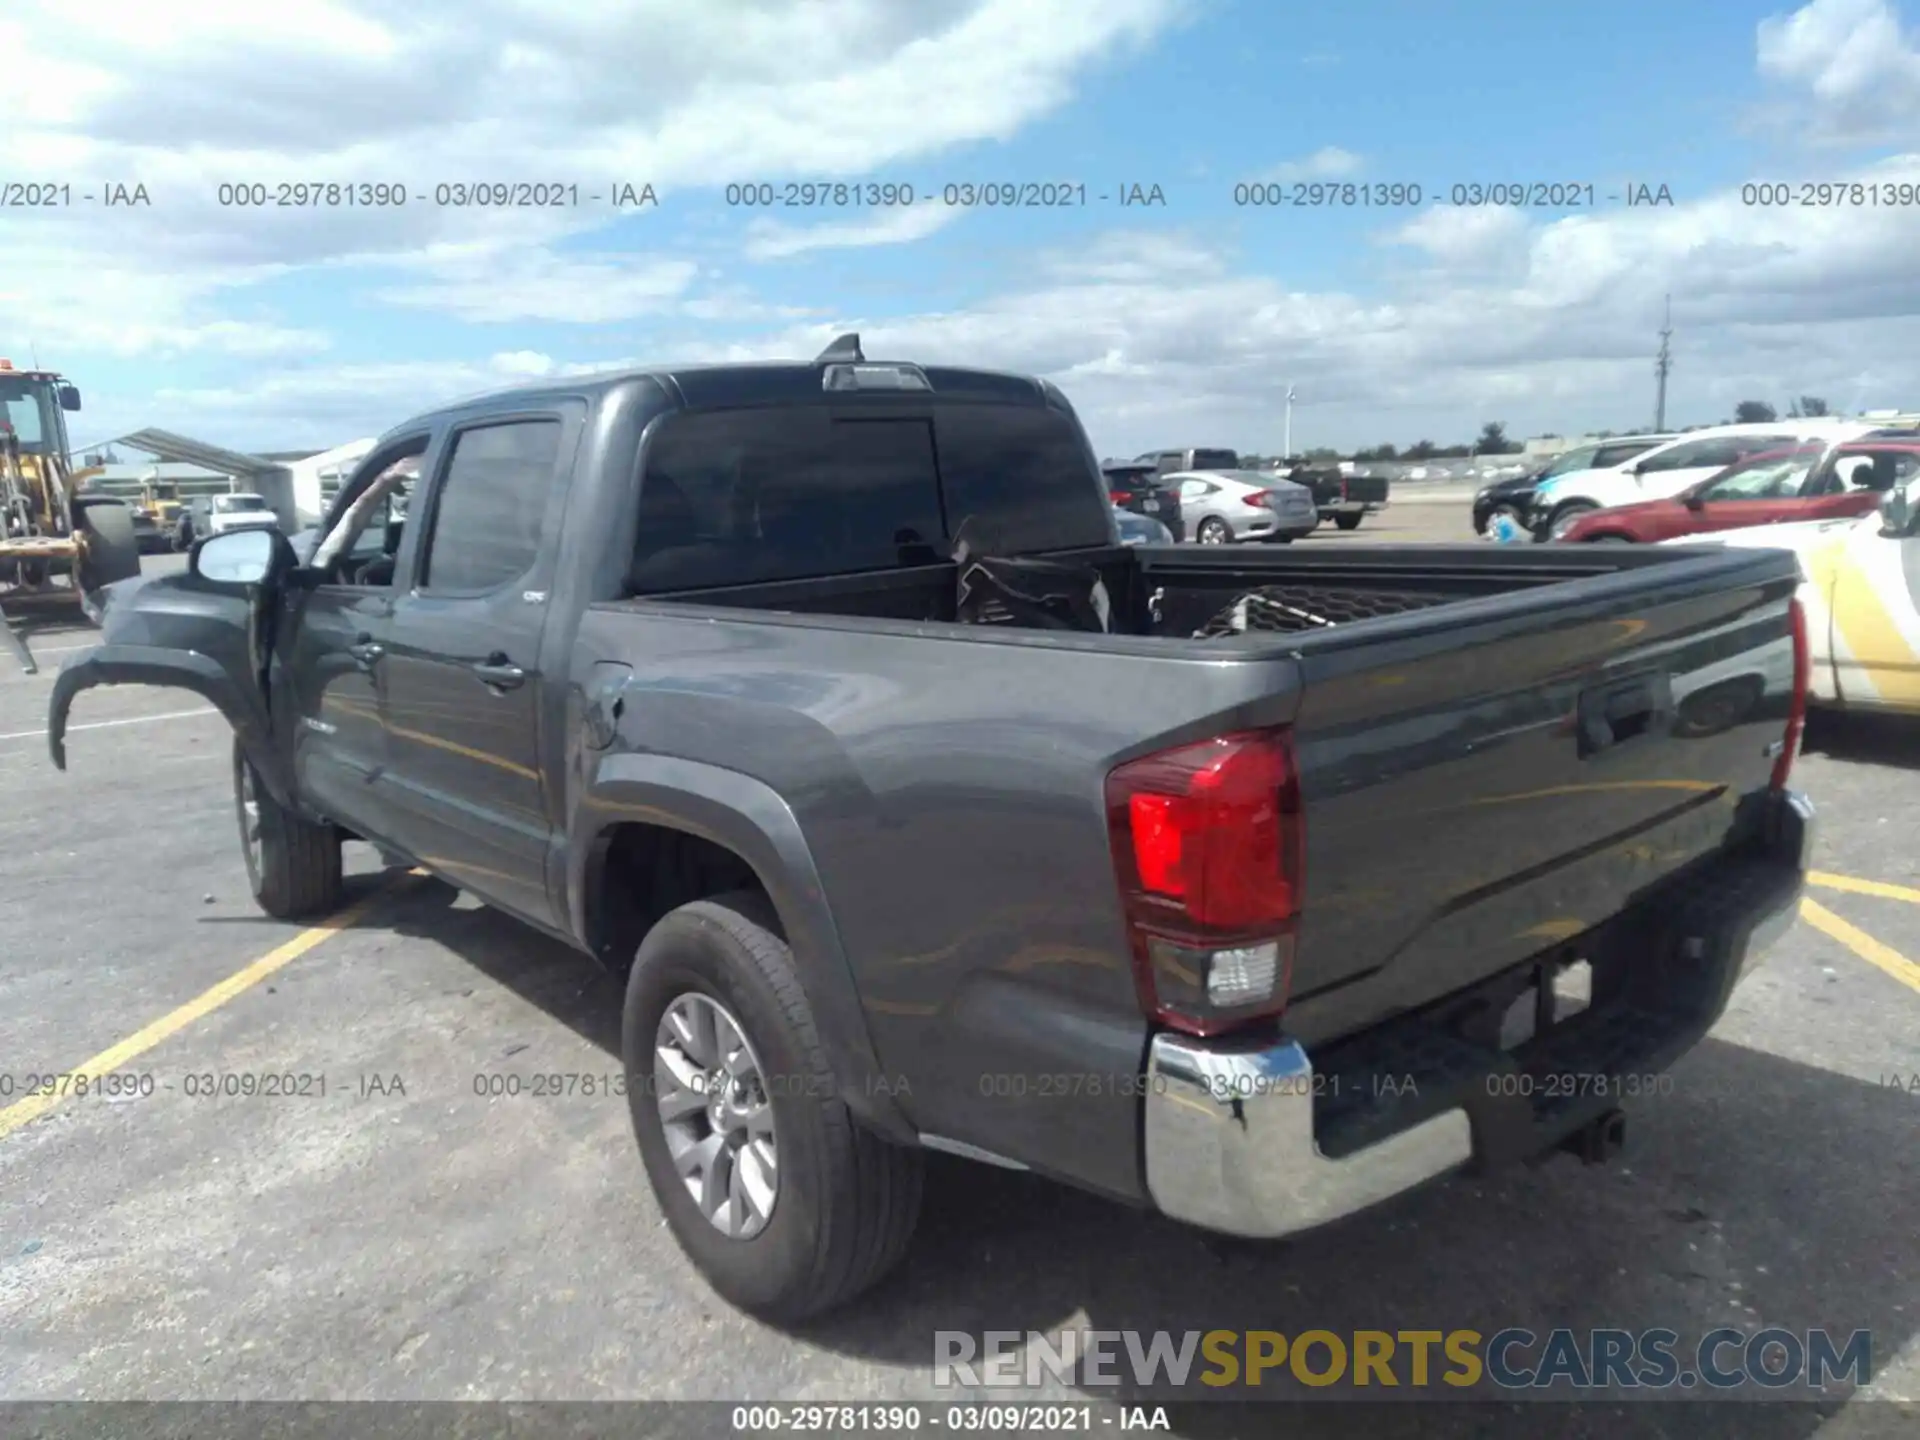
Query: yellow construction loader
0,360,142,673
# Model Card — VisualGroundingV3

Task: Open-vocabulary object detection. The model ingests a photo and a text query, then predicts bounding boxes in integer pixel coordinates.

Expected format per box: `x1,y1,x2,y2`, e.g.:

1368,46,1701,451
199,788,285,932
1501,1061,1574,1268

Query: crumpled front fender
47,644,294,804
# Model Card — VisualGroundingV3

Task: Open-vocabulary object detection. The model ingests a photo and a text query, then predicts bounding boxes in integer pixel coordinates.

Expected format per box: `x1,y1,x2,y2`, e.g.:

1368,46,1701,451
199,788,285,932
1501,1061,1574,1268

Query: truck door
279,447,429,836
1825,458,1920,710
375,408,582,930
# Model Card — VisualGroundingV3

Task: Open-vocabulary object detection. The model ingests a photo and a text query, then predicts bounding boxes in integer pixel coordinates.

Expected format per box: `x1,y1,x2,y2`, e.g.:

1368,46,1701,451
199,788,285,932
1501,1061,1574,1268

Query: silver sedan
1171,470,1320,544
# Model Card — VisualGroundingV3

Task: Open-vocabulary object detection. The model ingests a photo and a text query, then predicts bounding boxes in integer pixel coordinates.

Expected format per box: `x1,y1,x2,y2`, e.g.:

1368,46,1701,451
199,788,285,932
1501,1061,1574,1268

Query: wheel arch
571,753,913,1140
48,644,292,803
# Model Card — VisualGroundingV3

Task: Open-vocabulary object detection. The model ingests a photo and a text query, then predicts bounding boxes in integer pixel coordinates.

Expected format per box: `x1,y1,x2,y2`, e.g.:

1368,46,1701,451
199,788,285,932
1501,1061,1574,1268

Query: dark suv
1137,447,1240,478
1102,460,1185,540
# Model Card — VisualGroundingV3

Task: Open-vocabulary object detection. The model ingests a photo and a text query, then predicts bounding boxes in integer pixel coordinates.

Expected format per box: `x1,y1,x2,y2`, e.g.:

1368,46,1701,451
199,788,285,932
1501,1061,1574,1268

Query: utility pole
1284,382,1295,460
1653,295,1673,432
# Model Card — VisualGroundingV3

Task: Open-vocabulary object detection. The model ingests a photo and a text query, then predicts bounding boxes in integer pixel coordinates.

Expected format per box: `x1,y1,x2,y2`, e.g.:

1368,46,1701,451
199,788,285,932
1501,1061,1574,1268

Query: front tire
623,891,924,1321
234,741,343,919
1195,517,1232,545
1545,501,1597,540
72,498,143,592
1334,513,1363,531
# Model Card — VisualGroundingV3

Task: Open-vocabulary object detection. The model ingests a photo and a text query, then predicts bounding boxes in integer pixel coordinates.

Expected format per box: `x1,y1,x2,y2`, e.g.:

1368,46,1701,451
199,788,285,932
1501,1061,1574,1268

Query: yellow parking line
0,871,423,1142
1808,870,1920,906
1800,897,1920,996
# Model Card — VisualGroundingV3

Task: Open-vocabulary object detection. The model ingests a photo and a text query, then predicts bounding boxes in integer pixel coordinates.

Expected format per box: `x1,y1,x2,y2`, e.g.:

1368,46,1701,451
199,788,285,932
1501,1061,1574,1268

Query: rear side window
934,406,1111,551
632,410,945,592
420,418,561,592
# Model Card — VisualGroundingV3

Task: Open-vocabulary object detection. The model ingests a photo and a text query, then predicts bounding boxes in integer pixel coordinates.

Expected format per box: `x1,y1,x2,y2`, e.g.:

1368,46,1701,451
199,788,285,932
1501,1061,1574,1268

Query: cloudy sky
3,0,1919,458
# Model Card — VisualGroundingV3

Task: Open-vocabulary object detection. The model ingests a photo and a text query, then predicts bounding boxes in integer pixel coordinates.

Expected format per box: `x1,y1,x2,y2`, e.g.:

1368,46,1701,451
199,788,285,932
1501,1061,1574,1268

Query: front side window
0,378,54,451
420,419,562,592
1591,441,1659,469
1695,458,1810,501
1541,446,1600,477
1641,437,1748,472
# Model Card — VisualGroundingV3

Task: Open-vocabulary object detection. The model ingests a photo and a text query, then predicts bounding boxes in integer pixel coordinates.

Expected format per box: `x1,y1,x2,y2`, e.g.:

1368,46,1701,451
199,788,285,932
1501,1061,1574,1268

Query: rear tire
234,740,343,919
72,498,142,592
1196,517,1232,545
1334,513,1363,531
623,890,924,1321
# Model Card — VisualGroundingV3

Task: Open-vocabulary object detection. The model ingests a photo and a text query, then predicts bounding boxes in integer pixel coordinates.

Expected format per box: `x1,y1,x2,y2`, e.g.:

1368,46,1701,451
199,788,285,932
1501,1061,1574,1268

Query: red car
1558,438,1920,543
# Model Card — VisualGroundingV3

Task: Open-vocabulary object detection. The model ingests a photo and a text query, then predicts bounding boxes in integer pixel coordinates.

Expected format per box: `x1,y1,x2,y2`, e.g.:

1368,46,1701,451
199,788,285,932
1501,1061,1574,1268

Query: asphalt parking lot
2,501,1917,1436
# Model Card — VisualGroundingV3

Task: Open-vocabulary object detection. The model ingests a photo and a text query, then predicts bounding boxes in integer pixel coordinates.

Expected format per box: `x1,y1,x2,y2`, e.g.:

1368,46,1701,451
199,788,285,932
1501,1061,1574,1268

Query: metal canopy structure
108,428,287,481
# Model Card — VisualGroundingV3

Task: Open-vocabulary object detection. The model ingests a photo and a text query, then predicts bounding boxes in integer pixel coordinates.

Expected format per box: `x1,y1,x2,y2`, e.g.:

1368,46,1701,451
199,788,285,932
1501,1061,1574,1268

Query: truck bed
595,540,1798,1070
616,538,1741,644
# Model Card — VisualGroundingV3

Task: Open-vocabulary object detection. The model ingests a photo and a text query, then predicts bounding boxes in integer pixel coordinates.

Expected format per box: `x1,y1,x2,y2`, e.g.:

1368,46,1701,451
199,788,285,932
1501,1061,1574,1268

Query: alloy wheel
654,992,779,1239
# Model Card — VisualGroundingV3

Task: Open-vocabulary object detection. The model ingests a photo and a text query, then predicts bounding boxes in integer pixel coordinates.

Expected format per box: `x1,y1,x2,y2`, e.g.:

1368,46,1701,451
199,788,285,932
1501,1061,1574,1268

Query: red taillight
1773,596,1809,790
1243,490,1272,507
1107,729,1303,1036
1109,490,1130,504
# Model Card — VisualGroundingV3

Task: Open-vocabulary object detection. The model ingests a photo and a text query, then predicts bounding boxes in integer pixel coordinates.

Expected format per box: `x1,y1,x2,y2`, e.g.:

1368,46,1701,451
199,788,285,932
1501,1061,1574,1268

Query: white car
1172,469,1319,544
1531,419,1879,540
204,493,280,535
1660,465,1920,713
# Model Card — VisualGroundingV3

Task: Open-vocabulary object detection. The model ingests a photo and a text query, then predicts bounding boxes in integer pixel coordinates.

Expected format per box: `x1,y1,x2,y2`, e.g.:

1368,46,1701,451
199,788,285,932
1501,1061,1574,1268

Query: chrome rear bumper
1142,789,1814,1240
1144,1033,1472,1240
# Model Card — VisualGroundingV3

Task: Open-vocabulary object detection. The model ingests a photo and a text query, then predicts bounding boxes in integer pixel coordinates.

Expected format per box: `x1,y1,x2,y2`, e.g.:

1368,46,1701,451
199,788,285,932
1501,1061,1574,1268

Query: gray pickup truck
48,337,1813,1321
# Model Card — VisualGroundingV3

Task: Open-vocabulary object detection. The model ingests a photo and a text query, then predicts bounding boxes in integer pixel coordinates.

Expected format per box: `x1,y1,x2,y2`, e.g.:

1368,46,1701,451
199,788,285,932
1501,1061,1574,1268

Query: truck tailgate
1277,545,1800,1045
1339,473,1390,506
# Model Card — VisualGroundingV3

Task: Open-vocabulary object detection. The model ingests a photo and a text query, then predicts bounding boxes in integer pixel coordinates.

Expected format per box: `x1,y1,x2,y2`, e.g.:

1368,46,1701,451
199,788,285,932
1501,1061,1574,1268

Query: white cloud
1385,205,1531,270
375,249,700,323
0,0,1186,350
1255,147,1363,184
139,352,648,447
742,205,959,260
16,0,1920,459
1756,0,1920,145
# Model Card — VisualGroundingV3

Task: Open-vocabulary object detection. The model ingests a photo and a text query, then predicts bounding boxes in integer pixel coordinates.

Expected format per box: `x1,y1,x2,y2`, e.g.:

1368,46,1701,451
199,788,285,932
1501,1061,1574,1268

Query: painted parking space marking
0,872,424,1142
1800,897,1920,997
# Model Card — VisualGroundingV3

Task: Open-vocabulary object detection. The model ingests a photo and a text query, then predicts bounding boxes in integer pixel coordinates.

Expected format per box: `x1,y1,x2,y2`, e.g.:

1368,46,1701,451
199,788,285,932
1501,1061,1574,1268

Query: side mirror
189,526,292,588
1879,487,1913,538
57,383,81,411
1683,493,1705,511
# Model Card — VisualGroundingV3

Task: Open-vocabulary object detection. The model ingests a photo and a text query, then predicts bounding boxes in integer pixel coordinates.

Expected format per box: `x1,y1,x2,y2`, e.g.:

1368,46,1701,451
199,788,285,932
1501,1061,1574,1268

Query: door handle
472,654,526,690
346,636,384,666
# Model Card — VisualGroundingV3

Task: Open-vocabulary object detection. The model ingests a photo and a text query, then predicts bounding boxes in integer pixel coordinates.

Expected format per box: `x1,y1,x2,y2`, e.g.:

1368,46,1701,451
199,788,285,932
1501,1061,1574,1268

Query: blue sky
7,0,1920,457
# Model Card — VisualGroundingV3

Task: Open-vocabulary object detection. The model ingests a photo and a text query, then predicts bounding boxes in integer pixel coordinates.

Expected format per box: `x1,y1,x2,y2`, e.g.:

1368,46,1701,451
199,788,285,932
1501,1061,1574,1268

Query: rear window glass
1190,448,1239,470
936,406,1111,551
631,411,946,593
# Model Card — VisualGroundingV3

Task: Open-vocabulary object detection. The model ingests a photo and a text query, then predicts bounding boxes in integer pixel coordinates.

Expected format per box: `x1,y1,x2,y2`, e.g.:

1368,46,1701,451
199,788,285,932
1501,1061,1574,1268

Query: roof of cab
395,333,1058,434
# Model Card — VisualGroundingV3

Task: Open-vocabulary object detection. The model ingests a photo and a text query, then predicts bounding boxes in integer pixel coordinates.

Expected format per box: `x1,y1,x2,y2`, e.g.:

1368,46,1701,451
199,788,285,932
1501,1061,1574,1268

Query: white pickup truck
203,493,281,537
